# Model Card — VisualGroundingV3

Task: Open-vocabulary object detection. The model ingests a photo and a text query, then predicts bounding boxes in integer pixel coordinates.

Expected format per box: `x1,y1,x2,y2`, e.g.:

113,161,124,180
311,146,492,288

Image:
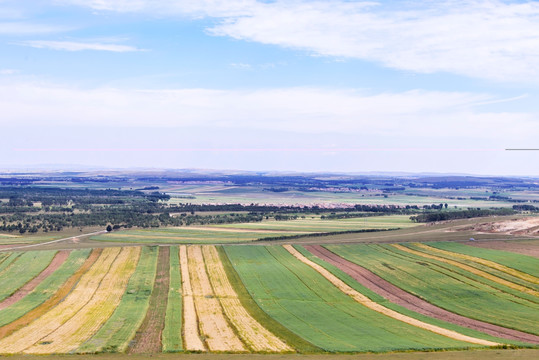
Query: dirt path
0,231,107,252
128,246,170,354
305,245,539,344
0,250,70,311
467,241,539,258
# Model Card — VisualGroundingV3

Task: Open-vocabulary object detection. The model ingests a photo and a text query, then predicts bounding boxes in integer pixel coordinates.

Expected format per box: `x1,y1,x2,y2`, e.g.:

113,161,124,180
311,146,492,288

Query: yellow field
202,246,291,352
179,246,206,352
188,246,245,352
0,248,121,353
283,245,499,347
25,247,140,354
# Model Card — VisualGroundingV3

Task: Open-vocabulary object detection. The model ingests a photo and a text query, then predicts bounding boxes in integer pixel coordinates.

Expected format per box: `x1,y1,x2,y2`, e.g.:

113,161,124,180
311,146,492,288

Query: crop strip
0,253,22,276
0,247,118,353
179,245,206,351
219,246,319,353
0,248,101,340
128,246,170,354
188,245,246,352
305,245,539,344
203,245,291,352
392,244,539,297
415,243,539,285
77,246,158,353
163,246,183,352
282,245,499,347
0,250,70,311
24,247,140,354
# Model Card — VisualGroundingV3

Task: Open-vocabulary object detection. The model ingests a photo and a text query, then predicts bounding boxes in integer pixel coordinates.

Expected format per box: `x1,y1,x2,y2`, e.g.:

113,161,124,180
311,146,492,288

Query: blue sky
1,0,538,175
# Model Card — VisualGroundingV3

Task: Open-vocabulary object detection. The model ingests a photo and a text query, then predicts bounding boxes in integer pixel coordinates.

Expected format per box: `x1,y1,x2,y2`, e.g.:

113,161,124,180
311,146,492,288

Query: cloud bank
60,0,539,83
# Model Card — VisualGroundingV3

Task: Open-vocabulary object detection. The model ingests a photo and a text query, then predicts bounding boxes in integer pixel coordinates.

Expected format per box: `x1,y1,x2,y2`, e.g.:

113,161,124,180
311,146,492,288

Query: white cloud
60,0,539,83
0,80,535,144
0,21,69,34
18,40,144,52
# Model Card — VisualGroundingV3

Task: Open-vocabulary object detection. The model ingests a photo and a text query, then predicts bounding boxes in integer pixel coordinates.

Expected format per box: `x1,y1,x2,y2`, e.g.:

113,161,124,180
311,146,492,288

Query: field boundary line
283,245,500,347
392,244,539,297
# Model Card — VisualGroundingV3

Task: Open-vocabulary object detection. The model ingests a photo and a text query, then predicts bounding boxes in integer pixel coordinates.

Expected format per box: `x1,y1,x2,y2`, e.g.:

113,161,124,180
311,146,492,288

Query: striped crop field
90,215,414,244
0,241,537,355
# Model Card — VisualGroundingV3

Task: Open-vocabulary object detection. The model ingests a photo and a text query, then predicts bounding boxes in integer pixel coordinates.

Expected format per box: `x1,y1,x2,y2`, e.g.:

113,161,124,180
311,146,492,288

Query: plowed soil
305,245,539,344
467,241,539,258
128,246,170,354
0,250,70,310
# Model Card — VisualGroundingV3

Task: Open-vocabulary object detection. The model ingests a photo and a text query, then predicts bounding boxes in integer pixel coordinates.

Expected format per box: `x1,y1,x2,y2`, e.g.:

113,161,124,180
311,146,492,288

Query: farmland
90,215,415,244
0,240,536,355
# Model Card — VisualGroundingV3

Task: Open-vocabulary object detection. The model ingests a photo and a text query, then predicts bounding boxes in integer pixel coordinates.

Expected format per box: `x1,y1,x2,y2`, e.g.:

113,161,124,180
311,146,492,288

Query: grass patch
162,246,183,352
217,245,317,353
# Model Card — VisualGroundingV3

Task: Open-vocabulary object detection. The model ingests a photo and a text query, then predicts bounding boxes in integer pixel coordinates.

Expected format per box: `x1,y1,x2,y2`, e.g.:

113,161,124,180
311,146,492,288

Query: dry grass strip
24,247,140,354
0,248,102,341
202,246,291,352
283,245,500,347
0,250,70,311
414,243,539,285
188,245,246,352
392,244,539,297
0,247,120,353
179,245,206,352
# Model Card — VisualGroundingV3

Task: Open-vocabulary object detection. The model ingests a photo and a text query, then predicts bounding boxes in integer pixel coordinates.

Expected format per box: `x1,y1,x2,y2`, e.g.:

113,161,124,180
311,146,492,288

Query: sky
1,0,538,176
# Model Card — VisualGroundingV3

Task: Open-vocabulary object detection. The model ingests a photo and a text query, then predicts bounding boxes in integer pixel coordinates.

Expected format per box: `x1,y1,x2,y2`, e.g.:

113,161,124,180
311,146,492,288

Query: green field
91,215,415,244
162,246,183,352
427,242,539,277
327,244,539,335
0,251,56,302
224,245,476,352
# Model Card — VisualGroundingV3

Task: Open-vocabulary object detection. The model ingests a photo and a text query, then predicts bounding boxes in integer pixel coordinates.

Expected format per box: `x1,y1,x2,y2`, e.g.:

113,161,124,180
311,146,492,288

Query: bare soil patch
128,246,170,354
305,245,539,344
455,217,539,236
0,250,70,310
